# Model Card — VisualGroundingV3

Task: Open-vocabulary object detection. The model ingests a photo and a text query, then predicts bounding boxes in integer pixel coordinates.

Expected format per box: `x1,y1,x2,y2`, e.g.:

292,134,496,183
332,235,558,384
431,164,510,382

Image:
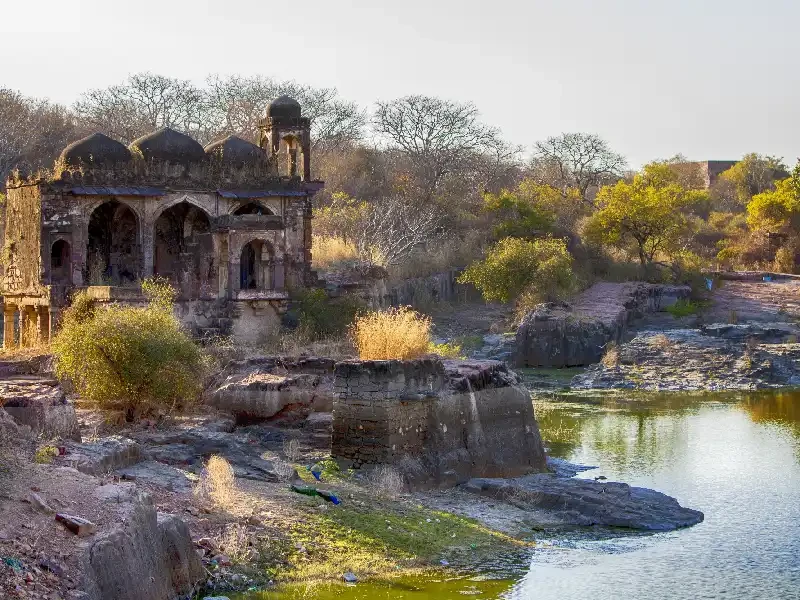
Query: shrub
293,288,364,340
774,243,797,274
458,236,576,305
666,299,708,318
196,455,237,509
51,280,206,421
350,307,431,360
428,341,466,359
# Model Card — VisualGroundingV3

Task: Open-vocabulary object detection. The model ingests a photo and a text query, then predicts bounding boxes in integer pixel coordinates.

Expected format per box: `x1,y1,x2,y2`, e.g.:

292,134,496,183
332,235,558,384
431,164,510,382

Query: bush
51,280,206,421
350,307,431,360
312,235,360,271
666,299,708,318
428,341,466,359
458,236,576,305
774,243,798,274
293,288,364,340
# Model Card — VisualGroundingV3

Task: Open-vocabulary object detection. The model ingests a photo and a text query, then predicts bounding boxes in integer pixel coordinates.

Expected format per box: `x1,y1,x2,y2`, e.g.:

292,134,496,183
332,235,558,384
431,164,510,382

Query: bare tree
533,133,626,205
0,89,78,185
73,73,208,143
357,197,445,266
204,74,365,151
373,95,502,202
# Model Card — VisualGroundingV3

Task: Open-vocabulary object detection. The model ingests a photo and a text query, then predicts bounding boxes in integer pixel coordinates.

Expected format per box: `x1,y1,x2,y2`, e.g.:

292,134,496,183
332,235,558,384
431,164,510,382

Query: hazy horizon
3,0,798,168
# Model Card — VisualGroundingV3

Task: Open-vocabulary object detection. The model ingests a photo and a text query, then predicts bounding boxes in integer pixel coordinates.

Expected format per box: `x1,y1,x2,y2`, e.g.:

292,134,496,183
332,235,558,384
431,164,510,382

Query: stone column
20,305,36,347
49,307,60,338
37,306,50,344
3,304,16,350
273,259,285,291
301,143,311,181
288,149,298,178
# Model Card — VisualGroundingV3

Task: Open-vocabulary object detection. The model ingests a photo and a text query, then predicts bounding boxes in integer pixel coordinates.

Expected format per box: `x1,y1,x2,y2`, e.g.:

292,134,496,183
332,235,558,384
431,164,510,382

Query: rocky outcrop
464,472,704,531
572,324,800,391
0,376,80,441
515,282,690,368
80,488,204,600
61,437,144,475
332,358,546,488
207,356,335,420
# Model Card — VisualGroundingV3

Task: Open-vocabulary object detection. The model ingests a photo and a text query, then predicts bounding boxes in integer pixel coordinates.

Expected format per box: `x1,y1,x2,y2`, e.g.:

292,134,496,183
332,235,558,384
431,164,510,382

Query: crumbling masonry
1,95,322,347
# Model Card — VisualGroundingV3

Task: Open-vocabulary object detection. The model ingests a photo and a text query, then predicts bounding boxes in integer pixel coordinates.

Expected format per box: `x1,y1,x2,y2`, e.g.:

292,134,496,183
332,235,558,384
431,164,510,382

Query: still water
240,390,800,599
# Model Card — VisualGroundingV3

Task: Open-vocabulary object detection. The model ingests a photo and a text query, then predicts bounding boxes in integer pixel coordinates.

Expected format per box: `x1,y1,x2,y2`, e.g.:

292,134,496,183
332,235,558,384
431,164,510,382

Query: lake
236,390,800,599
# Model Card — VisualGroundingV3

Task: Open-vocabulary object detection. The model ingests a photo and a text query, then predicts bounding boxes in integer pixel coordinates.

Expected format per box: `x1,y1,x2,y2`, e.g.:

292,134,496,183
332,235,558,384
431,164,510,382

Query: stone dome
266,95,302,119
59,133,131,166
129,127,206,163
204,135,266,165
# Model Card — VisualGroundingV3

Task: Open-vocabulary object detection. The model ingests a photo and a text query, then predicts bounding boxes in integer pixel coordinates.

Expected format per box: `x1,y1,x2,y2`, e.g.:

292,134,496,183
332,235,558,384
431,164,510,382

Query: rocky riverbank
0,350,712,599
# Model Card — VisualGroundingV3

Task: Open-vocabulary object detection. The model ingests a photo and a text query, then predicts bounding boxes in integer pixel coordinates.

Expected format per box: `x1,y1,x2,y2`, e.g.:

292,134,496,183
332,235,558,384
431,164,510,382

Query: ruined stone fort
1,95,322,347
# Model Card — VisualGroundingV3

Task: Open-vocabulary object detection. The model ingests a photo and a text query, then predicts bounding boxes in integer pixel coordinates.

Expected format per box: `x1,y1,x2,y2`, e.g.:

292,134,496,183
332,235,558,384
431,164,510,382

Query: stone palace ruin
1,95,322,347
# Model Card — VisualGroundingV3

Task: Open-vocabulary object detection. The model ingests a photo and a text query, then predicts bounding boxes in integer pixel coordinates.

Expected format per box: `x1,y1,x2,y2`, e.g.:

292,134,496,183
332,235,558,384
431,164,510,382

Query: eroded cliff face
331,358,546,488
515,282,690,368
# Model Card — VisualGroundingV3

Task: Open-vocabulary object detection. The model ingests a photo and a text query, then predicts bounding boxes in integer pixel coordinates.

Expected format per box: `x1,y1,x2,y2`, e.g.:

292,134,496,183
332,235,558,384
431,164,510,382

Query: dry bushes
367,465,406,499
196,455,237,509
350,307,431,360
601,342,620,368
311,235,360,271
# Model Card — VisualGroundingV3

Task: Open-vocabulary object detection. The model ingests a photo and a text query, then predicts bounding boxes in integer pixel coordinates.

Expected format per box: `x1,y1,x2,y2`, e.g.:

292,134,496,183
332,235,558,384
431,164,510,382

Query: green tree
721,153,789,205
746,173,800,234
584,165,692,266
458,236,576,304
483,185,555,240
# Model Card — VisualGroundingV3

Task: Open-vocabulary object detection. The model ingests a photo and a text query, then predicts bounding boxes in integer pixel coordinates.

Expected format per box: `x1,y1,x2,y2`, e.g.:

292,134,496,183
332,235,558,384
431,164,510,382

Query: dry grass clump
312,235,360,271
367,465,406,499
601,341,620,368
648,333,673,349
282,438,301,462
350,307,432,360
196,455,237,509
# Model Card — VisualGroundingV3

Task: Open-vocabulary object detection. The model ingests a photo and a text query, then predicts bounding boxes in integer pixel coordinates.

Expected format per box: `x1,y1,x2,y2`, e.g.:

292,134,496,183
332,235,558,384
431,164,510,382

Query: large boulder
0,376,80,441
80,489,204,600
515,282,690,367
332,358,546,488
207,356,335,420
464,473,704,531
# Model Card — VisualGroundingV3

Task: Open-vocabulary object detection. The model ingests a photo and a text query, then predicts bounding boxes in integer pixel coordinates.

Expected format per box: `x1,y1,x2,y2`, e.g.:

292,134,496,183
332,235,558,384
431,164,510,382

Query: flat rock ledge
464,474,704,531
207,356,336,421
572,324,800,391
515,282,690,368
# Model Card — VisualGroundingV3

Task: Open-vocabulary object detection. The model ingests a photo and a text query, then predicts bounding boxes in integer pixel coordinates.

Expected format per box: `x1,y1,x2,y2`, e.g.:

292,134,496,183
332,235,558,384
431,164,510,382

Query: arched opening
50,240,71,285
154,202,214,297
87,200,140,285
233,202,273,216
239,240,274,291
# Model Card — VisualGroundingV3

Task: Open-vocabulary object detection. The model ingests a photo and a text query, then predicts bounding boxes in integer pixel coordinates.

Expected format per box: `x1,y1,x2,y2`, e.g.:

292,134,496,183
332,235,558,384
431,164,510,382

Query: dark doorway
87,200,139,285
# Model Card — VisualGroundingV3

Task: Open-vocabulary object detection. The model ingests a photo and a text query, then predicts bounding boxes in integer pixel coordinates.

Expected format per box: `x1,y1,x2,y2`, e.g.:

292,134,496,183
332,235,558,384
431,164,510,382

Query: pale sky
2,0,797,167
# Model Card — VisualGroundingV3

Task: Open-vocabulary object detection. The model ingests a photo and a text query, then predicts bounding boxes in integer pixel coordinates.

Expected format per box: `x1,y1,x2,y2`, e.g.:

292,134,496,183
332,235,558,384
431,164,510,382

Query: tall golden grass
196,455,237,509
311,235,359,270
350,307,431,360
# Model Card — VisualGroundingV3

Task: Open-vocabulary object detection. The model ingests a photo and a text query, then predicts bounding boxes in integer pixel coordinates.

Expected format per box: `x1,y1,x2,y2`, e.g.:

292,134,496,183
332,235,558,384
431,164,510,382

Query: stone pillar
49,307,60,338
301,143,311,181
3,304,16,350
142,226,154,279
37,306,50,344
288,149,298,178
274,259,285,292
20,305,36,347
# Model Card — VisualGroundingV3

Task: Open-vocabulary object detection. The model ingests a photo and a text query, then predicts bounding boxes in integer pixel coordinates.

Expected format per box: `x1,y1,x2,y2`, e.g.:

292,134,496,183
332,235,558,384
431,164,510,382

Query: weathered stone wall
332,358,546,487
2,184,43,295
